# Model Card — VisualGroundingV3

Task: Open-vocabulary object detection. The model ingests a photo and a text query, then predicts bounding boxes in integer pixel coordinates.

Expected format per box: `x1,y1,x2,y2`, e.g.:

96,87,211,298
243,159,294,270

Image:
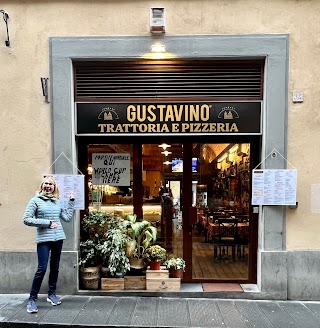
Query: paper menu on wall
252,169,297,206
44,174,85,209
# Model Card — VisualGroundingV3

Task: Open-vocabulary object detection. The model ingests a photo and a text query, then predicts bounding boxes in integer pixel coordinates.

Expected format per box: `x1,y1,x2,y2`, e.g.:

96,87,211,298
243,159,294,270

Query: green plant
77,211,126,268
82,211,113,238
145,245,166,262
98,216,132,276
125,214,157,259
76,211,110,268
77,240,100,268
165,256,186,271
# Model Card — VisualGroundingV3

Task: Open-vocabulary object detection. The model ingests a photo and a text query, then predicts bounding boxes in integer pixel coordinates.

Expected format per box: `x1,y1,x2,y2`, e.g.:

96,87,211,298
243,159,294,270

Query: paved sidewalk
1,294,320,328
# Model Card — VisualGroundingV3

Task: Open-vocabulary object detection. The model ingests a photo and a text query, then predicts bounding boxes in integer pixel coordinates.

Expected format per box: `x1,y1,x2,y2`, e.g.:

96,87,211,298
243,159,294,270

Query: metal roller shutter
74,60,263,101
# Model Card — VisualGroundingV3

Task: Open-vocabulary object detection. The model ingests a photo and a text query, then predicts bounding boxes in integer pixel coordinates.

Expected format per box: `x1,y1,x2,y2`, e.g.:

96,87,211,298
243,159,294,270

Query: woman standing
23,176,75,313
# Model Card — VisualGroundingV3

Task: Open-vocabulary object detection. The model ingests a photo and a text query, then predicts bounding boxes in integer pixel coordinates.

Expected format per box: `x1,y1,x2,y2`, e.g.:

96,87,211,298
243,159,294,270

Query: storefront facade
1,1,320,300
50,34,288,297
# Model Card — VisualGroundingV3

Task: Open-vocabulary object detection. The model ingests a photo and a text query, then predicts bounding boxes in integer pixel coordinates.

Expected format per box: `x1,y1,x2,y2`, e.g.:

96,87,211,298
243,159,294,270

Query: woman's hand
49,220,59,229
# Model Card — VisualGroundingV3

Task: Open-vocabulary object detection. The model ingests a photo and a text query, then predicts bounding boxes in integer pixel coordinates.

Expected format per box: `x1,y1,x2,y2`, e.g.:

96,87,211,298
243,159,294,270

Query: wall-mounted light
41,77,50,103
161,150,172,156
163,161,172,165
150,44,166,59
142,44,175,60
151,44,166,53
0,10,10,47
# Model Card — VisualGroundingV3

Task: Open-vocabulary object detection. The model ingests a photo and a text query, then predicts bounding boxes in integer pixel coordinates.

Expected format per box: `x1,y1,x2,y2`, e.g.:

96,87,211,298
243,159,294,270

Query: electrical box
150,8,165,34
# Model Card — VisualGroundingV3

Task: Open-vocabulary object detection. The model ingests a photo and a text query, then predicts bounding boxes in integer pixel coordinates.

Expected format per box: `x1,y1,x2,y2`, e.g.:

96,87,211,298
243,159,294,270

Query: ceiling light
218,154,228,163
158,143,171,150
229,144,239,153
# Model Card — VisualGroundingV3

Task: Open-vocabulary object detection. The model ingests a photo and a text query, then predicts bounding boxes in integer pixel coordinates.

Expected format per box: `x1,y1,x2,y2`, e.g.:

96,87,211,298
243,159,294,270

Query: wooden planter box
146,278,181,291
124,276,146,290
101,278,124,290
146,268,169,279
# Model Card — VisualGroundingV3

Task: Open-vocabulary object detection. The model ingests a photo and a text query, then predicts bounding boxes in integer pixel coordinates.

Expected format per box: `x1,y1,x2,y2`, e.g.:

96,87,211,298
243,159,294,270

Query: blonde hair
38,176,60,198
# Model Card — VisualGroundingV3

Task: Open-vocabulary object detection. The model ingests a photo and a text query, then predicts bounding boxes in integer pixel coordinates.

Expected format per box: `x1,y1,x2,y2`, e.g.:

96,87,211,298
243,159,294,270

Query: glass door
142,143,184,260
191,143,251,281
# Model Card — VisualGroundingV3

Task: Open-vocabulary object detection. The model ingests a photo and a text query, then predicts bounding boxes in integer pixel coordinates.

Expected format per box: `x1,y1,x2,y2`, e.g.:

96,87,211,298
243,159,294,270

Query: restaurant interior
86,142,251,281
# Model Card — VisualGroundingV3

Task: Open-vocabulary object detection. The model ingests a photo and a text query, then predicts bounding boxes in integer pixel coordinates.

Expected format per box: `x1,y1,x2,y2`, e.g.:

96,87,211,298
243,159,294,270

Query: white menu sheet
45,174,85,209
252,169,297,205
92,153,130,186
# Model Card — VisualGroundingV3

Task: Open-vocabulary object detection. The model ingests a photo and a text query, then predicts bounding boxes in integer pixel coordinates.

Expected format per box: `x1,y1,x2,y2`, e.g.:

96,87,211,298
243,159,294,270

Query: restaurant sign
76,102,261,136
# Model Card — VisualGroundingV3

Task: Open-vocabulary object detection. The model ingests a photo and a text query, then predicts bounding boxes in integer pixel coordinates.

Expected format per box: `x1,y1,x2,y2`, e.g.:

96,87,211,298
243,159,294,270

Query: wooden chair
213,219,239,260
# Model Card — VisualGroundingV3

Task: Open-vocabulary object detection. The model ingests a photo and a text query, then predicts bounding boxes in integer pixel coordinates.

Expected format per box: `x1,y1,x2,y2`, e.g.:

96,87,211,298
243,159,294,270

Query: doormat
202,283,243,292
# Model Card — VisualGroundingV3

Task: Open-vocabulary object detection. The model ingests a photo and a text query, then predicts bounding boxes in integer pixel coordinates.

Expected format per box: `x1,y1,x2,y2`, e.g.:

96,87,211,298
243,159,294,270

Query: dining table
207,221,249,241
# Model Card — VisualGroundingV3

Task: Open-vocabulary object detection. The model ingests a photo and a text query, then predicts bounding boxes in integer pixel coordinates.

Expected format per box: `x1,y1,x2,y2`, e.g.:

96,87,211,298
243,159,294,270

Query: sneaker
47,293,61,306
27,300,38,313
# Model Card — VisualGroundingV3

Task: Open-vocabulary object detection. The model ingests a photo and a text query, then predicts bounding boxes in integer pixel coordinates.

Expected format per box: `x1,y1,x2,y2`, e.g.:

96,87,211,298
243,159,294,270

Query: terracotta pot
169,268,184,278
149,260,161,270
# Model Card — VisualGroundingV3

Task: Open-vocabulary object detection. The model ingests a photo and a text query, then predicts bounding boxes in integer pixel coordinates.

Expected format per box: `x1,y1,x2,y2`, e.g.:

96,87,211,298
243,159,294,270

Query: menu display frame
252,169,297,206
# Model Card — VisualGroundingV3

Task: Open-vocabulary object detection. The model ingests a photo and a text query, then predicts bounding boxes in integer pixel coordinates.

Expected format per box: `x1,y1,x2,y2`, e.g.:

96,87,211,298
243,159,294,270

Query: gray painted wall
0,251,78,294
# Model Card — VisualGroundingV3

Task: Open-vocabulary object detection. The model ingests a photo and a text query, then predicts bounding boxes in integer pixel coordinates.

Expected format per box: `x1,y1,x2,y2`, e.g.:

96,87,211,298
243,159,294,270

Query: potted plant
77,240,101,289
165,255,186,278
145,245,166,270
76,211,110,289
99,216,131,277
125,214,157,269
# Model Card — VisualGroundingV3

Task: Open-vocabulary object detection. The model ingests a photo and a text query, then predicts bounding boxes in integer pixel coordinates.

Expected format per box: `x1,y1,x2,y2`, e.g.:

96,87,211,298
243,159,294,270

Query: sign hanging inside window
252,169,297,205
92,153,130,186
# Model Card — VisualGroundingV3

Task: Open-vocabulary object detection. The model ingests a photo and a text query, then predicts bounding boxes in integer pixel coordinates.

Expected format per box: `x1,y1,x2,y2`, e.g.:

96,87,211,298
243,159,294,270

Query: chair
236,224,249,260
213,219,239,260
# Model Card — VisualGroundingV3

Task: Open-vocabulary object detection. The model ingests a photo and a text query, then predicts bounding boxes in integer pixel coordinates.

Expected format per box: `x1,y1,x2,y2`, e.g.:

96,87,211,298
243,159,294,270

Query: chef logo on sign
98,107,119,121
218,106,240,120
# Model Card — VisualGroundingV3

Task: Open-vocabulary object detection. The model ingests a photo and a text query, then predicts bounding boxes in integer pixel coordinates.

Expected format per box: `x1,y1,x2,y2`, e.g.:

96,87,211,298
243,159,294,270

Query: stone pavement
1,294,320,328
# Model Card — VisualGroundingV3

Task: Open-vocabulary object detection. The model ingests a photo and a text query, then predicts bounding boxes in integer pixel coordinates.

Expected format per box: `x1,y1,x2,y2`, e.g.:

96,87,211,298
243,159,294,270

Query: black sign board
76,102,261,136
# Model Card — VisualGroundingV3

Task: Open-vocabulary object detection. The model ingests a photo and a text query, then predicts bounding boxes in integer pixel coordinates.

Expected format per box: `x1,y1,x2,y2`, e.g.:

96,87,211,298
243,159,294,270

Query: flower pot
169,268,184,278
101,266,110,278
115,271,125,278
149,260,161,270
80,266,100,290
130,257,145,269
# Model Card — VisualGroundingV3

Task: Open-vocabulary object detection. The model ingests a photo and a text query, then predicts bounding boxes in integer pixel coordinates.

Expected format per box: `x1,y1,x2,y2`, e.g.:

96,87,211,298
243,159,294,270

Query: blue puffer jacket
23,193,75,244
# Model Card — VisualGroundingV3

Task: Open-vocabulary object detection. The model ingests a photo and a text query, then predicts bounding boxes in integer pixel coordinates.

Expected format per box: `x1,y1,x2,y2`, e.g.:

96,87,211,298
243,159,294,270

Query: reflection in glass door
142,144,184,260
192,143,250,280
